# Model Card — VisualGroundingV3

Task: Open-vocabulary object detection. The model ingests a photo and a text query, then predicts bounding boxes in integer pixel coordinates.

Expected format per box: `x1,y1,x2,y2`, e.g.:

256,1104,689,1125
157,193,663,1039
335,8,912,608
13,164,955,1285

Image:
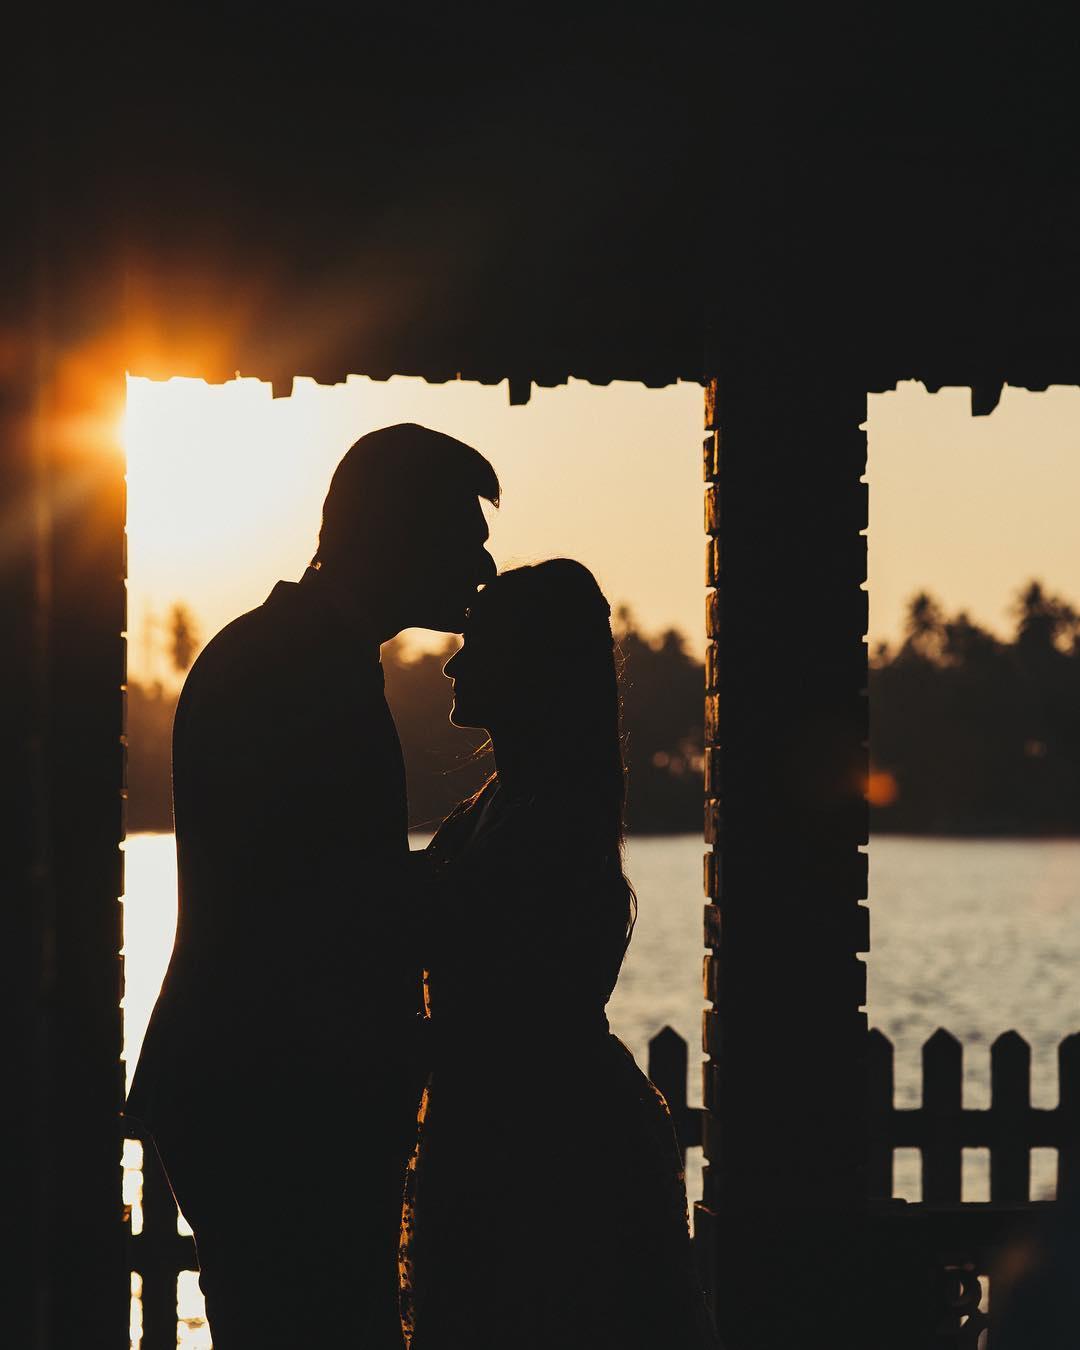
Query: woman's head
445,557,636,959
444,557,626,828
445,558,637,961
445,558,614,733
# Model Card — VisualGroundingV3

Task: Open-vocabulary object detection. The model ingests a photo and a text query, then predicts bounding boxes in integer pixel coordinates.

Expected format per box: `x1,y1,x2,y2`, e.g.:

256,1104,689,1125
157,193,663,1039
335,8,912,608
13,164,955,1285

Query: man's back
127,575,421,1348
130,574,417,1127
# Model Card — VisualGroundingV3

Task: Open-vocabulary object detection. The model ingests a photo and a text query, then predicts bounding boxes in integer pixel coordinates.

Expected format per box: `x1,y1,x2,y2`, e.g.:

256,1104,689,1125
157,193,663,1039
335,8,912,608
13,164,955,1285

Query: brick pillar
44,371,128,1349
16,351,129,1348
3,375,49,1349
698,362,870,1348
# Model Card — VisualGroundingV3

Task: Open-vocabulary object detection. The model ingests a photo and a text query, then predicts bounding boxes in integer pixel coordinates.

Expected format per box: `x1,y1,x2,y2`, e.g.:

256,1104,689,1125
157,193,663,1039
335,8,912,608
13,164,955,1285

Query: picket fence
126,1024,1076,1348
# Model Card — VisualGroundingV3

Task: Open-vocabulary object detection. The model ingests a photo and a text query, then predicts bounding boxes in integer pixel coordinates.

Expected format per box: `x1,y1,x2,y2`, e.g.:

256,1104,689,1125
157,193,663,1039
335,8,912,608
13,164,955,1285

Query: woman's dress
399,784,720,1349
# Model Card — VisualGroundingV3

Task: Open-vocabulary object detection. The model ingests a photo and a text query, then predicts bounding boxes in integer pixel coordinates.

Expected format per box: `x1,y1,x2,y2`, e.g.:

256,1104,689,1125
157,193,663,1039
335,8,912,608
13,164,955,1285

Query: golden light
866,769,900,809
48,332,129,462
123,373,336,684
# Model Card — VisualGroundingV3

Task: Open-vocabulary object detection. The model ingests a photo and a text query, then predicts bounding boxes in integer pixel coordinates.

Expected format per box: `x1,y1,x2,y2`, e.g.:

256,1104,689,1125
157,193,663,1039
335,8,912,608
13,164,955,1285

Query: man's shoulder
206,589,303,660
178,587,313,711
177,582,384,726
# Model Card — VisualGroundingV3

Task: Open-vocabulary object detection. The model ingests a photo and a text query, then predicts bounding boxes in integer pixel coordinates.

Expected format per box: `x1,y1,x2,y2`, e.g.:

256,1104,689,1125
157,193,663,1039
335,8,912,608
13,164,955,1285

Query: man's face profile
409,491,496,633
314,425,500,636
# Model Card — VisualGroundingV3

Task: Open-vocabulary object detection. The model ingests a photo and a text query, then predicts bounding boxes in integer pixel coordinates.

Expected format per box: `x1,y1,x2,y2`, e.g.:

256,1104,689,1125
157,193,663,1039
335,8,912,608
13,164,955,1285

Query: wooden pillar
699,360,870,1348
42,365,128,1348
2,374,50,1349
3,39,129,1338
5,345,129,1345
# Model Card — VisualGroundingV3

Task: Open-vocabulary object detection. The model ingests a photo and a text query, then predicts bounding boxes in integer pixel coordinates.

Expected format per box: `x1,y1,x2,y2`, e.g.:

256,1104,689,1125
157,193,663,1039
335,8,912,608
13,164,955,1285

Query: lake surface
121,833,1080,1338
123,832,1080,1102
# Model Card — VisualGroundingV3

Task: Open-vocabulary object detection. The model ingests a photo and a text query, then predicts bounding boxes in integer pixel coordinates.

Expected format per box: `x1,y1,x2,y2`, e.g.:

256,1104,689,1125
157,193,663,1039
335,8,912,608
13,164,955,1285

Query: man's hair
312,422,500,566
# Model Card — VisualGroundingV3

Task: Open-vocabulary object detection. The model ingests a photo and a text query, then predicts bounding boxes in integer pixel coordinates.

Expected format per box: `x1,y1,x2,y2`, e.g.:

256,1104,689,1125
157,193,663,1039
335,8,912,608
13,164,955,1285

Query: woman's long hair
468,558,637,956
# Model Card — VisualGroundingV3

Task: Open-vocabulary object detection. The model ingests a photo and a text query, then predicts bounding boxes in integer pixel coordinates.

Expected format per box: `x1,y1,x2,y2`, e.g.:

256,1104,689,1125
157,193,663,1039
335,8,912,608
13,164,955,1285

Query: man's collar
269,568,383,657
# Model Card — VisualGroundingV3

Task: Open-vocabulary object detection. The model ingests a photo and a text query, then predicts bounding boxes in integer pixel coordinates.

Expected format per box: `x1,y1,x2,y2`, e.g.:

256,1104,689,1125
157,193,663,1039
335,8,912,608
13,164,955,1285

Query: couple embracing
127,424,720,1349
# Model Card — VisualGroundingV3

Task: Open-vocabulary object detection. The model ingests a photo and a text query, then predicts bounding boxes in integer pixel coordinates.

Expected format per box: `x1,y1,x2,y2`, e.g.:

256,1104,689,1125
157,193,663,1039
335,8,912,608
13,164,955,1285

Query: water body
119,832,714,1091
121,832,1080,1236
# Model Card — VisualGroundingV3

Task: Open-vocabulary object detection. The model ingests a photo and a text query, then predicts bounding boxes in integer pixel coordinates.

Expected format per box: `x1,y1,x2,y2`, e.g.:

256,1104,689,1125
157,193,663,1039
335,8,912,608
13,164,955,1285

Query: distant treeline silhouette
125,606,706,835
871,581,1080,835
126,582,1080,838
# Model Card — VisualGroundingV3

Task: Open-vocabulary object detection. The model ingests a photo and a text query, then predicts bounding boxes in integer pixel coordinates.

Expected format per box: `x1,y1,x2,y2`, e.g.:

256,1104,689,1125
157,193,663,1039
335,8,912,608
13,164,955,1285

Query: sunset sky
123,376,1080,685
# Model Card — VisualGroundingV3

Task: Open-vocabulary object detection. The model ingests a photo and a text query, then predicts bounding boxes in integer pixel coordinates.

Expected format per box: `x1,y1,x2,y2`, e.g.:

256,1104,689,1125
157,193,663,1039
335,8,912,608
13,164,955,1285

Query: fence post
866,1030,894,1200
923,1030,962,1202
137,1139,178,1350
990,1031,1031,1203
1057,1034,1080,1199
649,1026,700,1157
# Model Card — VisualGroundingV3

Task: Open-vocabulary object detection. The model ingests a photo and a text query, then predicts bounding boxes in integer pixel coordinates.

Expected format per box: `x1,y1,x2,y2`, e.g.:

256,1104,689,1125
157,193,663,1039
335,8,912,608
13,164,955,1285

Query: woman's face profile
444,607,518,731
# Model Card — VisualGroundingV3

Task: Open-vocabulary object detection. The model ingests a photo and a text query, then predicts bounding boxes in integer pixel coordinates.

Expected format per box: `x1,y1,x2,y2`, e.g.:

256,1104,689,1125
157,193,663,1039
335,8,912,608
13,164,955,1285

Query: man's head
313,423,500,633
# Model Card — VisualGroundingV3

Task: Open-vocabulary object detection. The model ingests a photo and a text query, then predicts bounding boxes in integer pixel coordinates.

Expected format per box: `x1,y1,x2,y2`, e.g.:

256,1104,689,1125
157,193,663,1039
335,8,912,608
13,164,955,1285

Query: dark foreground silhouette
126,424,499,1348
398,561,719,1349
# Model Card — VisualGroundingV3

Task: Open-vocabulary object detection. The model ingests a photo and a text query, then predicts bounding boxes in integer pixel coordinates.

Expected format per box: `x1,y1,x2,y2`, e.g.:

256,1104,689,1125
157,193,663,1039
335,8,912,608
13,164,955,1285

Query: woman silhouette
399,559,720,1349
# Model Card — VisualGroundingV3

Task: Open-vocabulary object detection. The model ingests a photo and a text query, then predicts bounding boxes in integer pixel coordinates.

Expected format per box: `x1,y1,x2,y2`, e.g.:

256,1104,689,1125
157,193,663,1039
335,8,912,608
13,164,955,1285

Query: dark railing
658,1024,1079,1348
130,1025,1074,1348
868,1027,1080,1347
868,1028,1080,1204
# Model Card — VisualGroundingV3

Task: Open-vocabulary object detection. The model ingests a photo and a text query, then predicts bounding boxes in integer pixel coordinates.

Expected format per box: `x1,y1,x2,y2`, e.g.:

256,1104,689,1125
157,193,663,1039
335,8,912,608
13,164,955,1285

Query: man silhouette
126,424,500,1348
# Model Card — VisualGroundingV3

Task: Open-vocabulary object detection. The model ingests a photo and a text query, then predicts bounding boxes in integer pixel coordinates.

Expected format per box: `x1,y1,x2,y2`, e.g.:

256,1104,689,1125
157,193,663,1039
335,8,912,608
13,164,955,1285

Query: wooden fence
655,1024,1080,1348
867,1027,1080,1205
128,1026,1078,1348
868,1026,1080,1347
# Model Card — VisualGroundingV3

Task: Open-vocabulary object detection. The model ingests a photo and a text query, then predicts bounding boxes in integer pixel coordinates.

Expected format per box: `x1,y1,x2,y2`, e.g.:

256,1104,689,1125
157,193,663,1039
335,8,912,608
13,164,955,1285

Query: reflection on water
121,832,1080,1330
869,835,1080,1203
120,832,713,1094
122,834,181,1085
125,832,1080,1100
121,836,202,1343
869,836,1080,1109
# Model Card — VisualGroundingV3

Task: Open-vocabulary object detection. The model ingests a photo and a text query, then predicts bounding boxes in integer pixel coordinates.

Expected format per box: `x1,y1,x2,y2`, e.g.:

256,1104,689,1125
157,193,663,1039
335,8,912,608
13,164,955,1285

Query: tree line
126,581,1080,838
870,581,1080,835
125,605,706,835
